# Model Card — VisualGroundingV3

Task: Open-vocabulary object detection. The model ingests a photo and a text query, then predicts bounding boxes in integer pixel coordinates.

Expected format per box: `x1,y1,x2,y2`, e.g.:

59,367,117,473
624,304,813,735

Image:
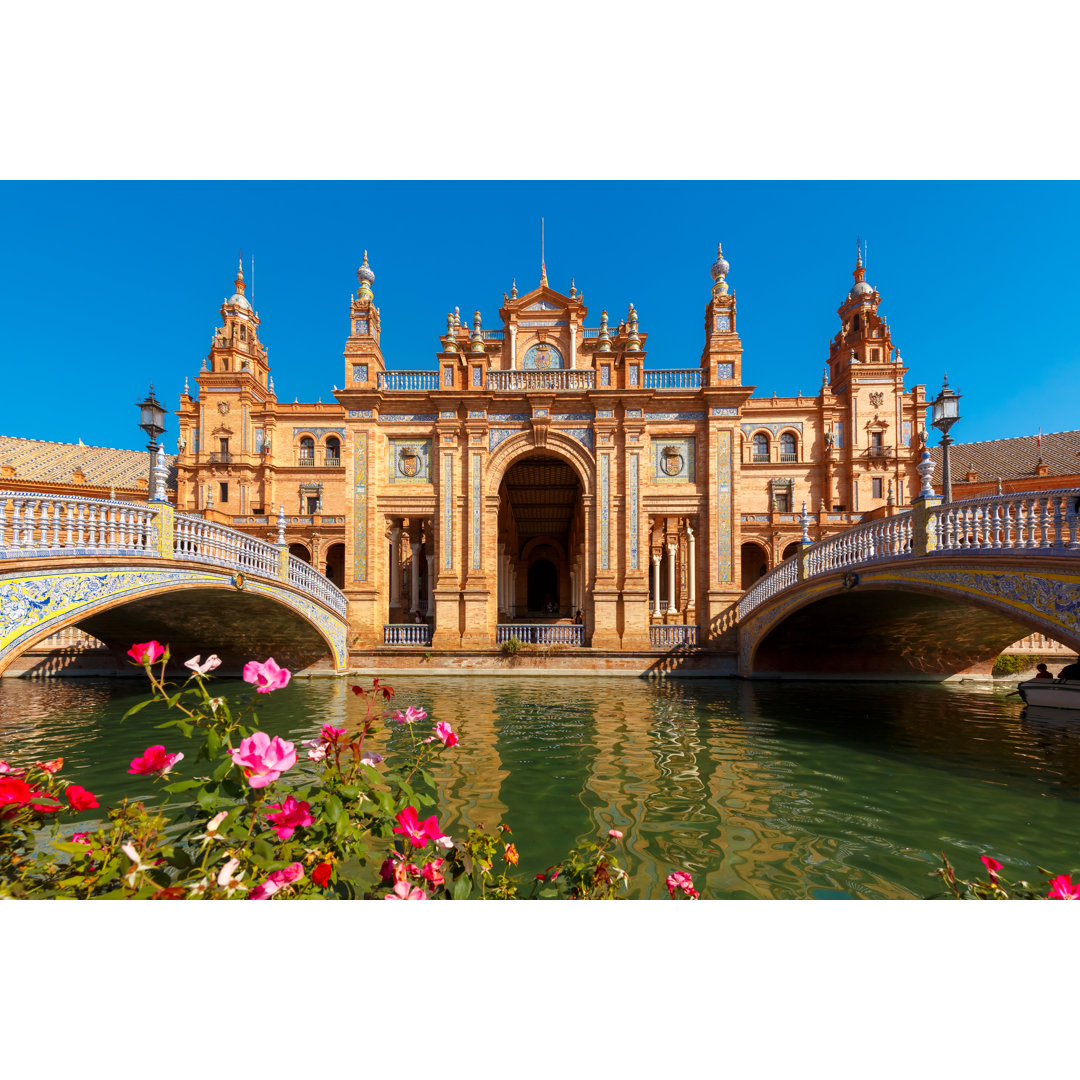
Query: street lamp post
136,384,166,499
929,374,962,504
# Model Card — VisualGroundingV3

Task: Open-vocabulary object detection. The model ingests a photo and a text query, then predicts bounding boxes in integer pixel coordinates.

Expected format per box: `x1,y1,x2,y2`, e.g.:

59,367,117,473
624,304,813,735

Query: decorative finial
625,303,641,352
800,501,811,543
570,278,576,299
184,375,189,395
597,309,611,352
470,310,485,354
856,236,863,269
821,365,829,387
454,306,461,328
268,374,275,395
357,250,375,300
710,241,730,297
510,278,517,300
887,479,895,506
277,504,286,546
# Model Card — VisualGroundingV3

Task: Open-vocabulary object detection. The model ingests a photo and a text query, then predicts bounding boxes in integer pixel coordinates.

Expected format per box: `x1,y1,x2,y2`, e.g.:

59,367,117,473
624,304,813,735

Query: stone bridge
0,494,349,677
737,488,1080,679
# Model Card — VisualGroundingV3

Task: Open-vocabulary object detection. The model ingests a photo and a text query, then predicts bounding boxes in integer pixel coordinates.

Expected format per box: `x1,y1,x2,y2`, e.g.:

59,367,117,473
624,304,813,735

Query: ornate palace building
172,245,930,653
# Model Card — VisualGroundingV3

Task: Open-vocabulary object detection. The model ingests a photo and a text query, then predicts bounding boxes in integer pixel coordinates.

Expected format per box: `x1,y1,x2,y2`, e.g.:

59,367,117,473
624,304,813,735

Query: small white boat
1017,679,1080,710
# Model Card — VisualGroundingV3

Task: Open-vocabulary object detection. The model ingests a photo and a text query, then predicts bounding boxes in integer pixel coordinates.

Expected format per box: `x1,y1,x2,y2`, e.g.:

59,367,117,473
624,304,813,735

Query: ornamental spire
234,254,246,296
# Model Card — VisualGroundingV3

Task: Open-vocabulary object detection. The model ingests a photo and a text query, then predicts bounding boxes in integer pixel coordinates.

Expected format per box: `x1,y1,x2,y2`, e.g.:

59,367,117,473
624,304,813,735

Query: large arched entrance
497,452,584,622
740,541,769,589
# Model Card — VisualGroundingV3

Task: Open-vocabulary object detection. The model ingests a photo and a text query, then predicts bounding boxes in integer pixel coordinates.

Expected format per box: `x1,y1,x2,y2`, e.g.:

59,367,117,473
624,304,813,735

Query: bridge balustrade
383,624,433,646
173,514,281,578
496,624,585,646
649,625,699,648
738,488,1080,621
0,493,348,617
0,493,157,557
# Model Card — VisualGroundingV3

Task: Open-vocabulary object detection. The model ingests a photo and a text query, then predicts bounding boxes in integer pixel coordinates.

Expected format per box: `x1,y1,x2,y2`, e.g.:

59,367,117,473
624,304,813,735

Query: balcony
208,452,232,464
384,624,432,646
643,369,701,389
862,444,895,460
487,370,595,392
294,452,342,468
779,452,799,462
650,625,699,648
378,371,440,391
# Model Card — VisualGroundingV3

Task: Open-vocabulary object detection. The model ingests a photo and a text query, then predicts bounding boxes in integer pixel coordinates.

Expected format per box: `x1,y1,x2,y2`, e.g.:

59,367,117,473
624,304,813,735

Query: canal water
2,673,1077,899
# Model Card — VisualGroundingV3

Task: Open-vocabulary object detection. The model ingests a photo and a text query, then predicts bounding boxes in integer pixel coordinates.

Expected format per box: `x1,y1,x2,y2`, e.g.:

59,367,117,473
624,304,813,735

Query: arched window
752,433,770,462
779,432,797,461
299,436,315,466
325,436,341,465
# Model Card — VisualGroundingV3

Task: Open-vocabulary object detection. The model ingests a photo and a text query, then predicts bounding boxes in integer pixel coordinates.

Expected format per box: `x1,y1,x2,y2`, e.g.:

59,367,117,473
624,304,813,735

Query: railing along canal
649,625,699,648
738,488,1080,621
0,493,348,618
383,624,433,646
496,624,584,646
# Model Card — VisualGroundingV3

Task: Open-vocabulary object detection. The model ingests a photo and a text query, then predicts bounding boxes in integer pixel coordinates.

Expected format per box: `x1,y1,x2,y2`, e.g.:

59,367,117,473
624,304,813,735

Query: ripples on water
3,674,1079,899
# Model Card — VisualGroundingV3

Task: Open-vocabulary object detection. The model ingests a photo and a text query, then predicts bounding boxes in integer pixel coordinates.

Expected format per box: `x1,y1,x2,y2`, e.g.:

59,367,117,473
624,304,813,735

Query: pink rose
230,732,296,788
608,829,624,839
320,725,346,742
421,859,445,886
392,806,451,850
242,657,291,694
392,705,427,725
66,785,100,811
1047,874,1080,900
128,745,184,775
980,855,1004,882
385,880,427,900
264,796,314,840
128,641,165,665
433,721,458,747
666,871,700,900
184,654,221,675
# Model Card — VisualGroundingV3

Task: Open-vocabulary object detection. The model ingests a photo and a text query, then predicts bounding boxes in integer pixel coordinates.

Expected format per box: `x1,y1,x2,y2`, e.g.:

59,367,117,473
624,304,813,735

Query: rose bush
0,643,699,900
936,852,1080,899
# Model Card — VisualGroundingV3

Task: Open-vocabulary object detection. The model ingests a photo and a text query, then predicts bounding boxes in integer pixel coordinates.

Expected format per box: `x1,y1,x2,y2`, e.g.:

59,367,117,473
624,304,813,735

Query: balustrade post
276,504,289,581
652,552,662,617
911,491,941,557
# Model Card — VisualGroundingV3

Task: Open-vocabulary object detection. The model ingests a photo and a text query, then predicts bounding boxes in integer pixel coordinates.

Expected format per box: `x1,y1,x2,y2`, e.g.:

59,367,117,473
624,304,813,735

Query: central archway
496,449,586,621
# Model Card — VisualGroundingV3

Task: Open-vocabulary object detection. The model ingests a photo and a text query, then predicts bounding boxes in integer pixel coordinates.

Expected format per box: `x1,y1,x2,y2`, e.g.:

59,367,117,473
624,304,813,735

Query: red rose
0,776,35,806
312,862,332,888
66,785,100,811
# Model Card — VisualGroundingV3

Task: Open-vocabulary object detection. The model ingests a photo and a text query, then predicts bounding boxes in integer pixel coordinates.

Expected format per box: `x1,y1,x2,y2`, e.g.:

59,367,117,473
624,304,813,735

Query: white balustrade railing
738,489,1080,620
643,369,702,389
378,371,441,391
0,493,348,618
487,370,595,392
496,624,585,646
650,625,699,648
383,624,433,646
0,493,158,557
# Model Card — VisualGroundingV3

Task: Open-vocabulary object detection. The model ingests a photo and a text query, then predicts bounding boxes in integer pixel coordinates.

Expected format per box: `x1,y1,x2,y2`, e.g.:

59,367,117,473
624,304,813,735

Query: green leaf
211,757,233,782
164,779,202,793
452,875,473,901
196,786,221,811
253,838,275,863
207,729,221,756
53,841,92,855
323,795,344,825
121,699,154,722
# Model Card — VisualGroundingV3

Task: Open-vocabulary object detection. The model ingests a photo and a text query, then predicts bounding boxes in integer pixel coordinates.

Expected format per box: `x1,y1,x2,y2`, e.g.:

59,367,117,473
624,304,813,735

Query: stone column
666,542,677,614
410,539,421,612
652,552,662,617
686,523,696,610
497,542,505,611
389,523,402,608
426,554,435,617
569,324,577,368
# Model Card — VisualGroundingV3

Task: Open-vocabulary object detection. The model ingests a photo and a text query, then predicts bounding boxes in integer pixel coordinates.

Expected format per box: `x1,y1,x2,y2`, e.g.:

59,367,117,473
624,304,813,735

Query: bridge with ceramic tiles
0,494,349,677
736,488,1080,679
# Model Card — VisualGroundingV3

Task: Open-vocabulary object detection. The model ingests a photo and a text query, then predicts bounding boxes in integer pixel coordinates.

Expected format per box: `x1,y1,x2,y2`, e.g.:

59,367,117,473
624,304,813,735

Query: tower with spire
700,242,743,386
343,251,385,389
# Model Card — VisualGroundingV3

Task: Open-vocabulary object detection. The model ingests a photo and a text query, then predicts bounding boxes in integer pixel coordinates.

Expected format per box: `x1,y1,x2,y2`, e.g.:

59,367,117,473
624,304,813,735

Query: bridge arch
0,562,347,678
740,557,1080,679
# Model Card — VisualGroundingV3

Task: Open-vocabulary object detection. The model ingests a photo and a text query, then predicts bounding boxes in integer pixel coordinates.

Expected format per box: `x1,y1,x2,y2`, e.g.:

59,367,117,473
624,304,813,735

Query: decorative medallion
869,392,884,407
661,445,685,477
388,439,432,483
398,447,420,478
522,342,564,370
217,402,230,416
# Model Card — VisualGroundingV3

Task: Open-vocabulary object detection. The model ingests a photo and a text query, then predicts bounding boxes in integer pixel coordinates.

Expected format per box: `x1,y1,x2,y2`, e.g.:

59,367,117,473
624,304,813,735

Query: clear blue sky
1,181,1076,452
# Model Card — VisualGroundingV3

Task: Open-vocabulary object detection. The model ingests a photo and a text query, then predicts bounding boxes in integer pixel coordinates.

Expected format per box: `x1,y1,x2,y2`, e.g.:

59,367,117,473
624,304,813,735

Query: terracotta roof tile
0,436,177,492
929,430,1080,482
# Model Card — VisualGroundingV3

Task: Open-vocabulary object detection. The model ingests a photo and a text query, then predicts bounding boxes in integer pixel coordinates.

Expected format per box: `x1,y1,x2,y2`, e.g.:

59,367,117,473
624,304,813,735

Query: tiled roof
929,429,1080,482
0,436,178,492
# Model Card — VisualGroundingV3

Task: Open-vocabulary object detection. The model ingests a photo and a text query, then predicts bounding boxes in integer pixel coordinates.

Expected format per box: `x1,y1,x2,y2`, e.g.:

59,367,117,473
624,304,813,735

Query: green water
2,674,1078,899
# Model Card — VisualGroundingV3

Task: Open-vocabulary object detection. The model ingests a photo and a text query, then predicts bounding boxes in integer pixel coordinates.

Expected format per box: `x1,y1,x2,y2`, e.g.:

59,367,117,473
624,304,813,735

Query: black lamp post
136,384,166,490
930,374,962,504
